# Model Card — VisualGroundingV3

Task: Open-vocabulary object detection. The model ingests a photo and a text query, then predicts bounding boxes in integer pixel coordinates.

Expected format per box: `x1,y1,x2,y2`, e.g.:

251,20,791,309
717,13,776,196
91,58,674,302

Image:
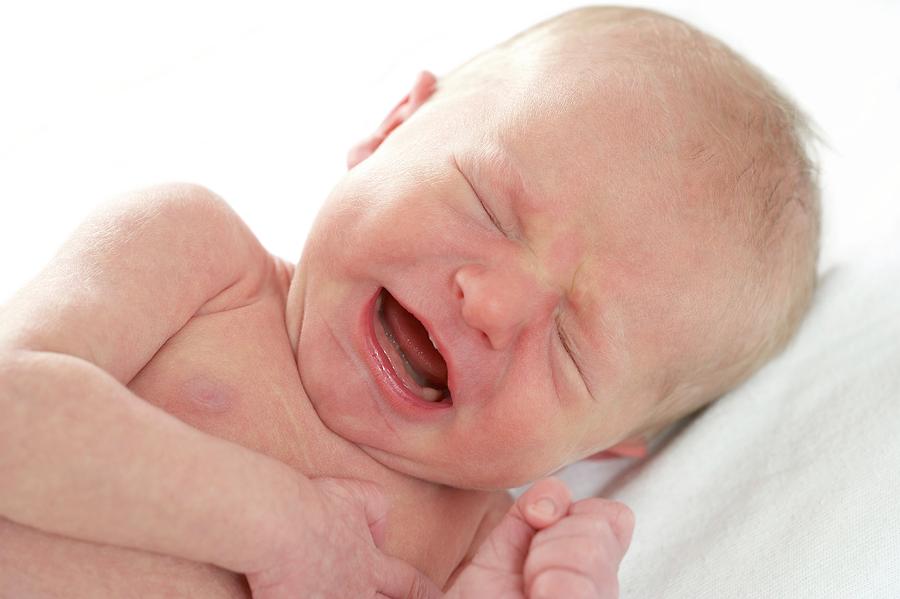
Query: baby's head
291,6,820,489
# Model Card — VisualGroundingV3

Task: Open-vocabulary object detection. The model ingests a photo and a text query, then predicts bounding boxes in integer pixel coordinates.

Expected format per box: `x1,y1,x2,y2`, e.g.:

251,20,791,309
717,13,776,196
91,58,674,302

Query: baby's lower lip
362,289,452,418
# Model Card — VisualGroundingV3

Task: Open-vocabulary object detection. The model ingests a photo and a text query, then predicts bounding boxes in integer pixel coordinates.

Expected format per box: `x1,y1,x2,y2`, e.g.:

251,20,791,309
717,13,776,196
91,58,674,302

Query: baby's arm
0,184,302,573
0,184,438,597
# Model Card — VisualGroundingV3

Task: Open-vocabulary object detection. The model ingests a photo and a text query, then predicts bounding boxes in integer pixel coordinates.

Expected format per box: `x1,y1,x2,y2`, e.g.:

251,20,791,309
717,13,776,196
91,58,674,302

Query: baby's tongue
382,292,448,388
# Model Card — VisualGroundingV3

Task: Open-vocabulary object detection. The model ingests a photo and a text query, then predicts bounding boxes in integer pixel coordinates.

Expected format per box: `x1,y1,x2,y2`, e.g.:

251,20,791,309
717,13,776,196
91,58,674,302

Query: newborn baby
0,6,819,598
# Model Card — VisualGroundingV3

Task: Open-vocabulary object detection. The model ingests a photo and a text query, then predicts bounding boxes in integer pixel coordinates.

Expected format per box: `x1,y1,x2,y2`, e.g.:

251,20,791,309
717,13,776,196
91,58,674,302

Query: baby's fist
446,478,633,599
525,495,634,599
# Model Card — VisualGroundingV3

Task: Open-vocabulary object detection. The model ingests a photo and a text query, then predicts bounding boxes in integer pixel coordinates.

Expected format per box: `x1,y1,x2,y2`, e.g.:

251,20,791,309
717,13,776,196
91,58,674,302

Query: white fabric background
1,1,898,597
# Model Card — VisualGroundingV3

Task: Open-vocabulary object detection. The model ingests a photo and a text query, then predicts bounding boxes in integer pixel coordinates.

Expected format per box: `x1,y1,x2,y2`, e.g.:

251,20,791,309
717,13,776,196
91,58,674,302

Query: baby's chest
128,294,329,471
124,286,493,583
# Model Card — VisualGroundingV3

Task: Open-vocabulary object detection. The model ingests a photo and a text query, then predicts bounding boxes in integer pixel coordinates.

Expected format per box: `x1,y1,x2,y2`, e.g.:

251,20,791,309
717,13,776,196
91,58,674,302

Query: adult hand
246,477,441,599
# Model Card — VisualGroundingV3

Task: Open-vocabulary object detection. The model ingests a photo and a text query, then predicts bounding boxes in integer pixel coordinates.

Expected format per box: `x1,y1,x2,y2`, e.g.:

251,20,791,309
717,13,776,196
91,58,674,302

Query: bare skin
0,185,632,598
0,199,494,594
0,6,815,594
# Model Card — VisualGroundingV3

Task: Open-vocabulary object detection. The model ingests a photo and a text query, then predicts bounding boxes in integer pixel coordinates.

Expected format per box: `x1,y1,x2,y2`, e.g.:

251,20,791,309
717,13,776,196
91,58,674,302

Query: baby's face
294,55,739,488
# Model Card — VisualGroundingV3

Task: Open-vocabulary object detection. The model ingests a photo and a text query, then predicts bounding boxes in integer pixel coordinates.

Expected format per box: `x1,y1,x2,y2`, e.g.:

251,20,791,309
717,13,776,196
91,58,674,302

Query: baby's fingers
524,499,634,599
570,497,635,554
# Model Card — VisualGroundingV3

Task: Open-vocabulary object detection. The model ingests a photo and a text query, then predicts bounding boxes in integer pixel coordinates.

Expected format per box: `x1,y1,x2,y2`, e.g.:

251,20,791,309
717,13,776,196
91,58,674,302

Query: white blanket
556,252,900,598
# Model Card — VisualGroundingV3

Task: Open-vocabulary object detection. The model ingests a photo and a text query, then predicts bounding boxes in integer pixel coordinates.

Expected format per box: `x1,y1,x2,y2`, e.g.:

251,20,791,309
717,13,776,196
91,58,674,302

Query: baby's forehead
469,86,728,245
456,10,736,149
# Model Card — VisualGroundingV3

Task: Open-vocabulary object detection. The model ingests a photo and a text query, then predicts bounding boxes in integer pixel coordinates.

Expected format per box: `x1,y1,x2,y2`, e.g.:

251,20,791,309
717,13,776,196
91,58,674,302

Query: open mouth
373,288,451,405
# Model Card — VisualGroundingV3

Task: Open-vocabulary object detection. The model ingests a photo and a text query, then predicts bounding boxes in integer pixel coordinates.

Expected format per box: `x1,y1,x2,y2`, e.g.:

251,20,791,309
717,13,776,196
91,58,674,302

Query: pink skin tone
0,62,643,598
251,60,645,595
289,61,726,489
249,477,633,598
252,71,640,597
252,68,643,596
0,181,634,598
4,7,776,590
446,478,633,598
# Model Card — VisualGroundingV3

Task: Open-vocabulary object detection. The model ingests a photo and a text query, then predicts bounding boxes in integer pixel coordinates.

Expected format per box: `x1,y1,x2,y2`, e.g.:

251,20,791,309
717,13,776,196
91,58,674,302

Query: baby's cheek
457,407,570,486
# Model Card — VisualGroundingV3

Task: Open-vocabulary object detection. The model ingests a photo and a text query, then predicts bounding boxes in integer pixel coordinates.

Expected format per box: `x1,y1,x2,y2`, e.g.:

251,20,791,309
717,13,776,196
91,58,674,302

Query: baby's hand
446,478,633,599
246,477,440,599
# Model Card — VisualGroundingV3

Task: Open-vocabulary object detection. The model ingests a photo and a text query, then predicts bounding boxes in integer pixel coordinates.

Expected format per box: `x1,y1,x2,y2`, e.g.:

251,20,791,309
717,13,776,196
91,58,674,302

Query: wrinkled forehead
439,44,671,191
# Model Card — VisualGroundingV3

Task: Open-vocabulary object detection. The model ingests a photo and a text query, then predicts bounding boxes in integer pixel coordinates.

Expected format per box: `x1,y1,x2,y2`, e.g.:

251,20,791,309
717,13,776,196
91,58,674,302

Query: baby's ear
346,70,437,169
586,436,649,461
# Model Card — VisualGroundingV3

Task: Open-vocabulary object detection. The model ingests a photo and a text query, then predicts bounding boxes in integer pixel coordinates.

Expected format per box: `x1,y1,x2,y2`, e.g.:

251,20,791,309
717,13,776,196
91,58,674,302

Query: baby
0,6,819,598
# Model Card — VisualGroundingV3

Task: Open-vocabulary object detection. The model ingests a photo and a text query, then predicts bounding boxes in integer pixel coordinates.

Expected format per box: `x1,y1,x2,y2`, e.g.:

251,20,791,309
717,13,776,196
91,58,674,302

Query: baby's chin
357,442,566,491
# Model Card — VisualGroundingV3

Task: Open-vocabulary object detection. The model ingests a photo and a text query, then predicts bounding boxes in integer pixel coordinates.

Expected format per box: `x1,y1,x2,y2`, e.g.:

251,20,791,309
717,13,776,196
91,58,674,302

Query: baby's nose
453,263,554,350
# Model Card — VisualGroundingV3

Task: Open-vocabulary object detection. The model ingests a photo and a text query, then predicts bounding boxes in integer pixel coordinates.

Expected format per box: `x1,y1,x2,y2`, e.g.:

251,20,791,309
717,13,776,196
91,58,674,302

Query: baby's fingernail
528,497,557,519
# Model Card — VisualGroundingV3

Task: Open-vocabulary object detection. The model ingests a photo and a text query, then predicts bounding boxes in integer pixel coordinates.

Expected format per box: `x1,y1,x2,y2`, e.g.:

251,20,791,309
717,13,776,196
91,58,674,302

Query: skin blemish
180,376,234,414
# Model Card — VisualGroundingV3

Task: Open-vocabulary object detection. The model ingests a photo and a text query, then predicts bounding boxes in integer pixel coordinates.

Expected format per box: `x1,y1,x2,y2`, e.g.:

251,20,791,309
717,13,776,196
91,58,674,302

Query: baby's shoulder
106,183,283,312
1,183,281,382
130,182,269,266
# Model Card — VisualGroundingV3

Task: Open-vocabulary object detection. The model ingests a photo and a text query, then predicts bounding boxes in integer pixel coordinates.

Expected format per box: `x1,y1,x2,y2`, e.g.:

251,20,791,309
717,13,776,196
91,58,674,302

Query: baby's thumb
323,478,391,549
376,553,443,599
517,477,573,530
